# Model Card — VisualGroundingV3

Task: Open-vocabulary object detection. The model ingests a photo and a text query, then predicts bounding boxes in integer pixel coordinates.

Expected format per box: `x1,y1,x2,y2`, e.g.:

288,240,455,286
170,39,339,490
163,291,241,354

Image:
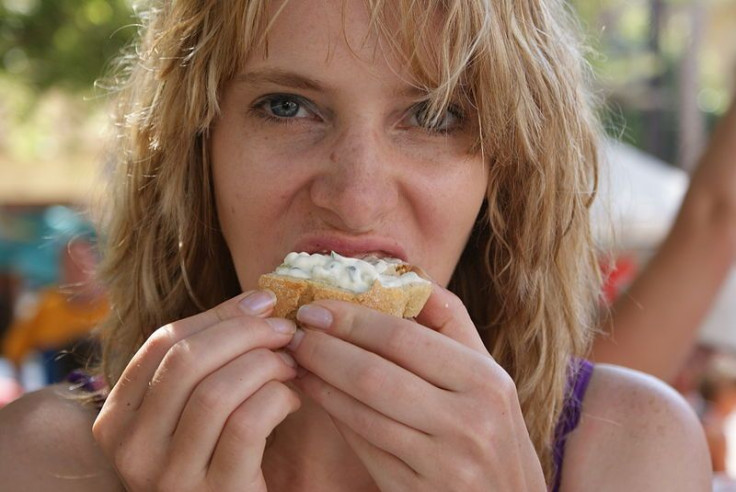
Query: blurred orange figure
1,239,108,371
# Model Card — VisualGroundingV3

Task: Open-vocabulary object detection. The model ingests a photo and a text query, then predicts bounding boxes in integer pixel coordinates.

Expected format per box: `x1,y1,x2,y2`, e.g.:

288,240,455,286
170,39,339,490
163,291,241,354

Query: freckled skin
210,0,488,291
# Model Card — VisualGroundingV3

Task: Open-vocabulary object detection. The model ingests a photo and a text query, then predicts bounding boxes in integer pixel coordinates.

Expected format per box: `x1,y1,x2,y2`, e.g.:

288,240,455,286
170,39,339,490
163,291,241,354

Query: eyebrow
232,69,328,92
232,68,427,99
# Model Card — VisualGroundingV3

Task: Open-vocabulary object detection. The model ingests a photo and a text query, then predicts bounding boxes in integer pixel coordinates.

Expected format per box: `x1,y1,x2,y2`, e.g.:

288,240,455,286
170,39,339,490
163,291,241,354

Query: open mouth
292,235,409,264
308,250,399,261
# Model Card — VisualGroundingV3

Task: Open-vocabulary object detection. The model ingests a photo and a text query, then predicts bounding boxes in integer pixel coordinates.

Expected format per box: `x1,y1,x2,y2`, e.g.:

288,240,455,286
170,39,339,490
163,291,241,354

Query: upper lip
292,234,408,262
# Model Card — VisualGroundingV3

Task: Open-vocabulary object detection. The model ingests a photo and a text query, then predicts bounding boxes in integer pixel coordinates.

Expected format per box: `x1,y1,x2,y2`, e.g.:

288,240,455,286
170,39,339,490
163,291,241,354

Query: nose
310,125,400,233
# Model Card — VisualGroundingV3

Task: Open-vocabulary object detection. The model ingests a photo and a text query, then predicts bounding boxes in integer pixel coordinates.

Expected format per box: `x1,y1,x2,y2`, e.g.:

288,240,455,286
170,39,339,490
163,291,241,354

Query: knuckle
251,347,279,369
492,369,517,405
227,412,267,446
210,302,231,323
277,383,301,410
91,415,110,448
113,440,149,486
448,406,494,452
147,324,178,352
191,382,227,414
469,355,511,394
243,349,290,381
465,419,496,455
354,362,387,396
263,380,301,414
333,305,357,337
225,382,294,445
162,338,197,373
444,291,466,312
436,291,467,322
264,379,294,404
452,463,483,490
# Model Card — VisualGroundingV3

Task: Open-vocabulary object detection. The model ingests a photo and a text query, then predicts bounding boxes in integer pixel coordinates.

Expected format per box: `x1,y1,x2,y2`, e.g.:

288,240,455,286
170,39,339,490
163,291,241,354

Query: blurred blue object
0,206,96,289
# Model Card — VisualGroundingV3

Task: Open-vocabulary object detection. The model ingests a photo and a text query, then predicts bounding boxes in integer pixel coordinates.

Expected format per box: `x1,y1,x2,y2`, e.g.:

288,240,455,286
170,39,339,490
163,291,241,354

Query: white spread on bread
274,251,429,293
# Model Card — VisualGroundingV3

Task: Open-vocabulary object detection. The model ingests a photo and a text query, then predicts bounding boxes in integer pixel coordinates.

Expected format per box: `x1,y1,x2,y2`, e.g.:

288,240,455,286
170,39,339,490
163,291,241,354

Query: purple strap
551,359,594,492
67,369,106,393
67,369,108,408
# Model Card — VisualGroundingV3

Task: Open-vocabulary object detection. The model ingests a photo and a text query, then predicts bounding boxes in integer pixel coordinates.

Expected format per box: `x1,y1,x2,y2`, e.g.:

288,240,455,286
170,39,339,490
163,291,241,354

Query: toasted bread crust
258,272,432,319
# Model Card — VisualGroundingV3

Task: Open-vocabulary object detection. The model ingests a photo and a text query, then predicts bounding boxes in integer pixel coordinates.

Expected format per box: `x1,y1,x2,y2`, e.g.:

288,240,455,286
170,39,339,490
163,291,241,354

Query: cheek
435,157,487,227
211,120,295,226
210,131,295,287
417,156,487,282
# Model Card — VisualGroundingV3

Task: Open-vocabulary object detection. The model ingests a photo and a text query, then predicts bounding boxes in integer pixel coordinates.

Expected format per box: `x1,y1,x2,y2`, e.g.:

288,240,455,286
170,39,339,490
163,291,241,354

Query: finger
415,283,488,354
332,418,418,492
104,290,277,413
291,328,441,430
94,290,286,452
295,372,430,461
166,349,297,476
292,299,489,391
133,316,296,443
208,381,301,487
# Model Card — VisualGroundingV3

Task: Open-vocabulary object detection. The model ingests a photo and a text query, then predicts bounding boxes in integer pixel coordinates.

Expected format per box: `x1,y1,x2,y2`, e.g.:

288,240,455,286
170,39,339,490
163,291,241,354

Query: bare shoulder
561,363,712,491
0,385,122,491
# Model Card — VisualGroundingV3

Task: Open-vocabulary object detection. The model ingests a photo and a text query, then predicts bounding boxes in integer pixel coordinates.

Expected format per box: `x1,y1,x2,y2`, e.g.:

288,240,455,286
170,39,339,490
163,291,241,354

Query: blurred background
0,0,735,483
0,0,130,401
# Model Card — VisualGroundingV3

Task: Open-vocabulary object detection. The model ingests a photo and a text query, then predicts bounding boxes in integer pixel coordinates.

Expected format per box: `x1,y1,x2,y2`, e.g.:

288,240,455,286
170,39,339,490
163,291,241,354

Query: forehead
242,0,419,91
261,0,377,56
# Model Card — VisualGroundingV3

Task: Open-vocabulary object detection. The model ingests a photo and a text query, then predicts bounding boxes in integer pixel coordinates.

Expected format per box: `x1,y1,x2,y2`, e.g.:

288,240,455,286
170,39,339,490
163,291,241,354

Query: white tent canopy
593,139,688,250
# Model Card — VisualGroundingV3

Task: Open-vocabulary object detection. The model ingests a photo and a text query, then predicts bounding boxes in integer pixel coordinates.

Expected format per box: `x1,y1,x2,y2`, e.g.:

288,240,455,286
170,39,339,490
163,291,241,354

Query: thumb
415,283,488,355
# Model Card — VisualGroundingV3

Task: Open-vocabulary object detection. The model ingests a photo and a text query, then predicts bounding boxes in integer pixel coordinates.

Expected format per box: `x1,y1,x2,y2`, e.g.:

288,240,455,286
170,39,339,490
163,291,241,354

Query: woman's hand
92,291,301,492
287,284,546,491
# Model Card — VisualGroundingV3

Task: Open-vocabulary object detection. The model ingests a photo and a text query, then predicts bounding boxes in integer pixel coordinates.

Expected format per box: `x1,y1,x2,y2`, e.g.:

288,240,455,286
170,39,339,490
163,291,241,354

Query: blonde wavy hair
96,0,601,483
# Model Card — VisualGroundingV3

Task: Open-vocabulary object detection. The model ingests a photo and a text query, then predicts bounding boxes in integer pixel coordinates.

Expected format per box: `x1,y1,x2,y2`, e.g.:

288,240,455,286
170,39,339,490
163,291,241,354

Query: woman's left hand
286,284,546,491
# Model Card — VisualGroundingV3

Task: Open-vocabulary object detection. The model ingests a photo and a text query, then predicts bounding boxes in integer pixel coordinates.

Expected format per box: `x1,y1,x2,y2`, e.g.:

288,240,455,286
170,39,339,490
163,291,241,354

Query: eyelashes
408,100,465,133
248,92,467,134
249,93,320,125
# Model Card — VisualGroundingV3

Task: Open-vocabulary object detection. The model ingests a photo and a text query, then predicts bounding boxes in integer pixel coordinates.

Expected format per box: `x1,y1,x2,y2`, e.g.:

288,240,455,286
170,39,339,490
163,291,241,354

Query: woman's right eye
252,94,315,121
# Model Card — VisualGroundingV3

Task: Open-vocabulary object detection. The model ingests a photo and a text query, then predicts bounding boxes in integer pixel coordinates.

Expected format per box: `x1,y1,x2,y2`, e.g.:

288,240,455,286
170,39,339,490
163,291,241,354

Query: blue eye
269,98,300,117
410,101,464,132
254,94,313,120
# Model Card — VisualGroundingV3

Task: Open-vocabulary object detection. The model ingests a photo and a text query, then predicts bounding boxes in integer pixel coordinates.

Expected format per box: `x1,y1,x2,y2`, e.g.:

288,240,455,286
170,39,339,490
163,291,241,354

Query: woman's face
211,0,488,291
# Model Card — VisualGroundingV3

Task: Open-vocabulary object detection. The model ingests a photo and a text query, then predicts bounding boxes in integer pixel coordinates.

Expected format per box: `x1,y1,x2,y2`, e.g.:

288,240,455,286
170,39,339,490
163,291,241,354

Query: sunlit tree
0,0,134,92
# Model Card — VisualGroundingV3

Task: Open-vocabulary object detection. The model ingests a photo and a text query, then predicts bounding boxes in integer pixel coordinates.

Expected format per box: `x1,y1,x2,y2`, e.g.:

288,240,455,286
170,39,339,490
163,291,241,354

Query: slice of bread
258,252,432,319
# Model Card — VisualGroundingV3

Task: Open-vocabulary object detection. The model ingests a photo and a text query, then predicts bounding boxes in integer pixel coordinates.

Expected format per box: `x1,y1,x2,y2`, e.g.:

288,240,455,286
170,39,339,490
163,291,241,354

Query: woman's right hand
92,290,300,492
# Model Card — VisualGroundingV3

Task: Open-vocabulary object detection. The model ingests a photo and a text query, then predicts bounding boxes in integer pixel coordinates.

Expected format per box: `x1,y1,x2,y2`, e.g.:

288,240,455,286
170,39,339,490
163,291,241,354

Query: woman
0,0,710,490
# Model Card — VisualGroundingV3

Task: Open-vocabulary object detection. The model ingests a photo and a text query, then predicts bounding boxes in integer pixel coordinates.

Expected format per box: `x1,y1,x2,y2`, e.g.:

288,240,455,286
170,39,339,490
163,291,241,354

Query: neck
263,397,378,492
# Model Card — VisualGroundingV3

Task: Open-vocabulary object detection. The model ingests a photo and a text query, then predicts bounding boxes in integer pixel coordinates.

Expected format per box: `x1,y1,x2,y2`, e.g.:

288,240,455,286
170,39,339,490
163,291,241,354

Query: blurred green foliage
0,0,135,92
570,0,736,165
0,0,733,169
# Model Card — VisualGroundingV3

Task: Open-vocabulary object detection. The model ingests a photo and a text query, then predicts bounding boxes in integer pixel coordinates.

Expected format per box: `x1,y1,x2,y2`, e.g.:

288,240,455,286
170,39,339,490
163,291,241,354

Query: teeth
305,250,396,261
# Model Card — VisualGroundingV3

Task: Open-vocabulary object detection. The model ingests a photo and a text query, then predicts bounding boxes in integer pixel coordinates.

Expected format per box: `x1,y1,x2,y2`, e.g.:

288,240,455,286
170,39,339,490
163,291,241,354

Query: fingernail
265,317,296,334
277,351,297,368
239,290,276,315
286,328,305,351
296,304,332,330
